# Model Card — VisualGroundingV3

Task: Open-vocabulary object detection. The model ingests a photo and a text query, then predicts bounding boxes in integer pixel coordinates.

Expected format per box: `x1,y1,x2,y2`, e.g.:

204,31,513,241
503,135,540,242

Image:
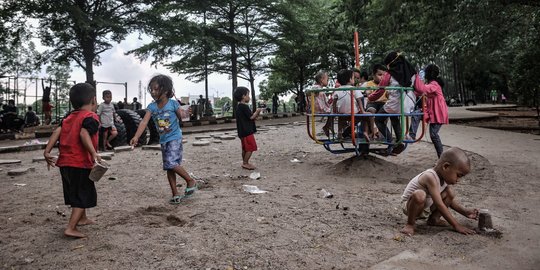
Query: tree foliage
18,0,147,84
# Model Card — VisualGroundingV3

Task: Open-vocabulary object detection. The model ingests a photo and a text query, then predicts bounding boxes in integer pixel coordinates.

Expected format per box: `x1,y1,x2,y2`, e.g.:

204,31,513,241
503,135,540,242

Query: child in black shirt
234,87,262,170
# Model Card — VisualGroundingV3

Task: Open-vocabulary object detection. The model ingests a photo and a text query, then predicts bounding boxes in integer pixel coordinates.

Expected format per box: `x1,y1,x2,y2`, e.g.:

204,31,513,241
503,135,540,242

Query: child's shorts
99,126,117,134
240,134,257,152
60,167,97,208
161,138,183,170
401,198,432,219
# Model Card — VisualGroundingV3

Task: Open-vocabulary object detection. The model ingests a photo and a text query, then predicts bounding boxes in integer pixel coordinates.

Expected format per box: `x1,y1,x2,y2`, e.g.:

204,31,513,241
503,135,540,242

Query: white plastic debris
318,189,333,198
290,158,302,163
242,185,268,194
249,172,261,180
13,183,27,187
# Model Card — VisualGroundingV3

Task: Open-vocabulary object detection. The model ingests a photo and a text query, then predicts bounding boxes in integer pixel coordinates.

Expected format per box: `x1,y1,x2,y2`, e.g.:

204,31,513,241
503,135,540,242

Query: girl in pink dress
413,64,449,157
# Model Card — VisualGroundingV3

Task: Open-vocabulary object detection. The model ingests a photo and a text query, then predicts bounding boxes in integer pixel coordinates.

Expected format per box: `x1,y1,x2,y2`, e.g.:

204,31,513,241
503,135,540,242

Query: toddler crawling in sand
400,147,478,236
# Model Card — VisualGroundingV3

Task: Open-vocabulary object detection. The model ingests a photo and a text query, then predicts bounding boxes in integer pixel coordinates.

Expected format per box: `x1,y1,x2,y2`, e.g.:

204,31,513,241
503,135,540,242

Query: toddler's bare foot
400,224,415,236
427,218,449,227
64,228,86,238
77,218,96,226
242,163,256,170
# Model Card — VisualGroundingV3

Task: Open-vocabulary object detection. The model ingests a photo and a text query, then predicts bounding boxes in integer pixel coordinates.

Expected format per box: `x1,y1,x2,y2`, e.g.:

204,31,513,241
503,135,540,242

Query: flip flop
184,185,198,198
169,195,184,205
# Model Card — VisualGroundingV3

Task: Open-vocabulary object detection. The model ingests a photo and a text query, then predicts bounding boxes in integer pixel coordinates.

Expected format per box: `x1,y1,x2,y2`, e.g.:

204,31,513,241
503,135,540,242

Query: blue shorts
161,138,183,170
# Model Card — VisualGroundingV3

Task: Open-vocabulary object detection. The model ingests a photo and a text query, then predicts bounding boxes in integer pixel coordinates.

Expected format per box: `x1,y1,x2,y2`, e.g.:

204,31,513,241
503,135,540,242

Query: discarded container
180,105,191,122
319,189,333,198
242,185,268,194
249,172,261,180
478,209,493,229
89,160,110,182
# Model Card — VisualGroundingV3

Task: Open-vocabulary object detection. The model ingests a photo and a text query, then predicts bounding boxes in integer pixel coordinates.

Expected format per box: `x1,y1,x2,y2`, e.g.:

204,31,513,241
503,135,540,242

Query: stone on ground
142,145,161,150
192,140,211,146
114,146,134,153
0,159,22,165
7,167,35,176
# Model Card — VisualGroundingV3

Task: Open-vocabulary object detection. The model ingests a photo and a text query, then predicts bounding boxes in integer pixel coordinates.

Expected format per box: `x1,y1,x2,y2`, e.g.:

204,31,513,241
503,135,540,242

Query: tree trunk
82,38,96,87
229,3,239,118
204,11,209,104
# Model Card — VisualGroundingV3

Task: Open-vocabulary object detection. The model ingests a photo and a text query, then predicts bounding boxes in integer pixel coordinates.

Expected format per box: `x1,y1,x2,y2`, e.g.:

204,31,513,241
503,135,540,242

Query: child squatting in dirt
400,147,479,236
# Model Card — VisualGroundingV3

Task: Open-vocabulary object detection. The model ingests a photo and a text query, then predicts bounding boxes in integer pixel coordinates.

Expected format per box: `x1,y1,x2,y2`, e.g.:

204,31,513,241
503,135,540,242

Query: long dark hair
424,64,445,89
383,51,416,87
147,74,174,99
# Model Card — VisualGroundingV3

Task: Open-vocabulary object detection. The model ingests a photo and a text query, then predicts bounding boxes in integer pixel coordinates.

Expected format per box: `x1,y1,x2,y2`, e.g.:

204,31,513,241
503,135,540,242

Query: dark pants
408,109,422,139
429,124,443,158
375,108,402,153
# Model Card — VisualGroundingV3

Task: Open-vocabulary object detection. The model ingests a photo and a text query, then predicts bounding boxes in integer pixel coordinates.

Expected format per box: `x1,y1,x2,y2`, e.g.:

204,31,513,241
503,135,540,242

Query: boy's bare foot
363,131,370,142
64,228,87,238
242,164,256,170
427,218,449,227
77,218,96,226
400,224,415,236
322,126,330,137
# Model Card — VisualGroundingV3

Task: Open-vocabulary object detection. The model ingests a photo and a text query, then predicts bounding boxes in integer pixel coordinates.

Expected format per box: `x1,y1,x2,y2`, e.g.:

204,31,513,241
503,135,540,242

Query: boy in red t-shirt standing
44,83,101,238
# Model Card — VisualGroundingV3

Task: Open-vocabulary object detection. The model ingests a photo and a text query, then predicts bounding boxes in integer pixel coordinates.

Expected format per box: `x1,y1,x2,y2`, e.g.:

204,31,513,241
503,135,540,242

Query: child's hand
44,152,56,171
454,224,475,235
466,208,479,220
129,137,138,147
93,152,102,164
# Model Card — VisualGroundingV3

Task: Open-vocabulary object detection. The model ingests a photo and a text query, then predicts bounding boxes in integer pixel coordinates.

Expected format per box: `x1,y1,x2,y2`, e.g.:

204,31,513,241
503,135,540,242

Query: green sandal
184,185,198,198
169,195,184,205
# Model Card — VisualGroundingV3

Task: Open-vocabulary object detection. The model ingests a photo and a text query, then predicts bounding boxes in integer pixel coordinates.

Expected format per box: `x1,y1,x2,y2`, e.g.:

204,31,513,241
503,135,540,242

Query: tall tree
20,0,145,86
235,2,278,110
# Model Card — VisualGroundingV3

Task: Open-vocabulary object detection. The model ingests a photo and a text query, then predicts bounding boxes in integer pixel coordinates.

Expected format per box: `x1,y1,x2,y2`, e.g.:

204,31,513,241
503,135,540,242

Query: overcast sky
34,33,266,107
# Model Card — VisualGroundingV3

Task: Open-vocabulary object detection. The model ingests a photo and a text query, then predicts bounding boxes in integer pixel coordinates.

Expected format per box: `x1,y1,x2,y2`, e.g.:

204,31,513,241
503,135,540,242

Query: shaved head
439,147,471,169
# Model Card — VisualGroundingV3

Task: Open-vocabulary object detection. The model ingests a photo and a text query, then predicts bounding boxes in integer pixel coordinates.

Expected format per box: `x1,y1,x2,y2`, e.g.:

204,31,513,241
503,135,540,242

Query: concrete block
99,152,115,160
0,159,22,165
7,167,35,176
19,143,47,151
32,156,57,162
0,146,21,154
218,135,236,140
142,145,161,150
195,135,212,140
114,146,134,153
192,140,211,146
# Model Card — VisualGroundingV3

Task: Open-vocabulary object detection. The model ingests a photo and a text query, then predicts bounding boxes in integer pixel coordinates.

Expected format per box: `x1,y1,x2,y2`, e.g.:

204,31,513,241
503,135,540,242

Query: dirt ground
1,118,539,269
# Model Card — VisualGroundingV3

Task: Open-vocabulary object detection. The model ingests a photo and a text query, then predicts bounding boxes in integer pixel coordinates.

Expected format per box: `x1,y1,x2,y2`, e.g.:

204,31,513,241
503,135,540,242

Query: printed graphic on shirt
154,111,173,134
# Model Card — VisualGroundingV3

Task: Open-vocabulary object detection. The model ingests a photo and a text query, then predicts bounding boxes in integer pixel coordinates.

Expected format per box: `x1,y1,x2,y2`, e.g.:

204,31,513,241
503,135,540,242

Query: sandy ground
1,117,539,269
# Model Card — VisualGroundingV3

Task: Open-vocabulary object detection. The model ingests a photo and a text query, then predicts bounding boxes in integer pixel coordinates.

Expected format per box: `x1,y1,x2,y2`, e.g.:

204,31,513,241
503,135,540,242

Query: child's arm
80,127,101,163
421,174,475,235
43,126,61,170
368,74,390,102
448,195,479,220
130,110,151,146
175,105,191,121
414,76,440,97
96,103,103,116
250,108,262,120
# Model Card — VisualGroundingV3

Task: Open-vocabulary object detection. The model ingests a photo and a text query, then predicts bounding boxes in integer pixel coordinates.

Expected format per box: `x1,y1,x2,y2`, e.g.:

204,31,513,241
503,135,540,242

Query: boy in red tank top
43,83,101,238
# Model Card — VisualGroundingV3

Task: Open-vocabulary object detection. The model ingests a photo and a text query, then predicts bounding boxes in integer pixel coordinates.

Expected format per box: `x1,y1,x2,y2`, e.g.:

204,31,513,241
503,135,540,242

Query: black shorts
60,167,97,208
99,126,116,133
366,102,385,113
